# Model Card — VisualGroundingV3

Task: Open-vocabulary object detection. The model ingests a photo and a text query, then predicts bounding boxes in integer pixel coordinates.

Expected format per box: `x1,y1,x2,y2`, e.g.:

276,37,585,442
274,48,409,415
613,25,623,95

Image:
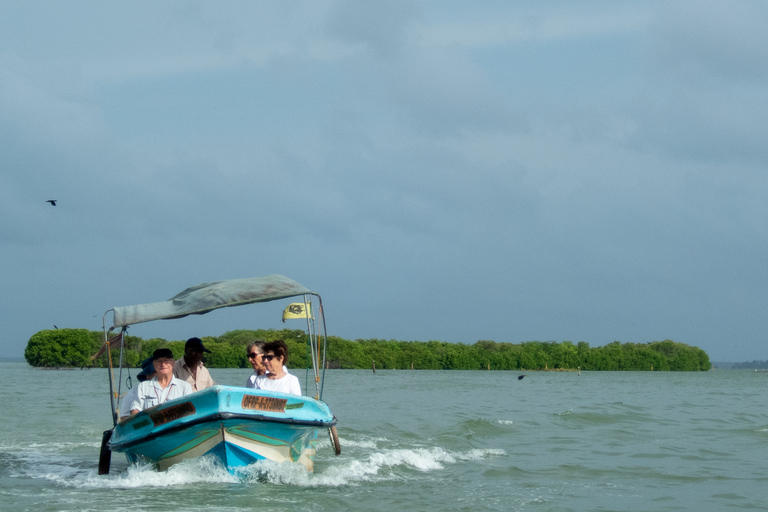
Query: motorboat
97,274,339,474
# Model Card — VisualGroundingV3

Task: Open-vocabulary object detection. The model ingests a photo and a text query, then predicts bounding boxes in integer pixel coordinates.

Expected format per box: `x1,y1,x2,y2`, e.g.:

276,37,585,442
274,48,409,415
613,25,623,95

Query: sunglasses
247,352,261,359
262,355,276,361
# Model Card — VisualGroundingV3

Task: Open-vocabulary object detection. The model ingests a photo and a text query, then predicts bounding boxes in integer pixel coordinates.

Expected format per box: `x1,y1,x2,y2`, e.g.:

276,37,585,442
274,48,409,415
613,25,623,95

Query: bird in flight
46,200,57,206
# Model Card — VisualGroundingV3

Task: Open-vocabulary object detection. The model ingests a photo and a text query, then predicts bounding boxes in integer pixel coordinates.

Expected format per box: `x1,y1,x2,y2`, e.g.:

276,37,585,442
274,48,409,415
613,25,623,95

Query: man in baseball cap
124,348,193,417
173,337,216,391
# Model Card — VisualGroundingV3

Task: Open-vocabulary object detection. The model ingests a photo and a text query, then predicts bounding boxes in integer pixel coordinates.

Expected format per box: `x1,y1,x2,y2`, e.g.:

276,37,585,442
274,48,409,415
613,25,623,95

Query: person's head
246,340,266,372
136,357,155,382
184,337,210,366
262,340,289,373
152,348,175,377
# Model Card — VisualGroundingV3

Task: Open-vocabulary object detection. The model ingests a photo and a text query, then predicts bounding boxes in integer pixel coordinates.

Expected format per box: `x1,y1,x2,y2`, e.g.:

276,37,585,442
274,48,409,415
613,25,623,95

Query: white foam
3,441,100,452
455,448,506,461
340,437,389,449
236,446,507,487
18,441,506,489
53,457,238,488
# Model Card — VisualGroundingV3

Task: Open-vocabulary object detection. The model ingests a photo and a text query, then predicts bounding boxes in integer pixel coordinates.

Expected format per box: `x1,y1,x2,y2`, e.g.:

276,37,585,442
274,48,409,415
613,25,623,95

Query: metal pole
317,294,328,400
102,311,118,426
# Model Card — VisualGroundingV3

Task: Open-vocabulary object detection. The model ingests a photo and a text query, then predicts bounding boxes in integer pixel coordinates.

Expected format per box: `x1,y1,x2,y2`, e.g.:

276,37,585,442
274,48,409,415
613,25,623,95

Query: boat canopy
112,274,313,327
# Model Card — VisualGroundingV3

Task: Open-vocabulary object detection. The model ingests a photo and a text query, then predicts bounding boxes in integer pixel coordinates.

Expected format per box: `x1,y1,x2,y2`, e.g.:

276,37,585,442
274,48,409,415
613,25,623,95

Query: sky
2,1,767,362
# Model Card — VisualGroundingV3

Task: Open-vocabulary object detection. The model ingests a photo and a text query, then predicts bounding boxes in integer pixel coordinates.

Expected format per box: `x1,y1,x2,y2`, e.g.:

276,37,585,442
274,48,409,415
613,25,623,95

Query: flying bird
46,200,57,206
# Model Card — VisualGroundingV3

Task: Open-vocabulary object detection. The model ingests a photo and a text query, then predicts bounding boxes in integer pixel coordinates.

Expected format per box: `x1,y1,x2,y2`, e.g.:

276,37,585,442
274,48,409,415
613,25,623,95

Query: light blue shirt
129,376,193,412
119,386,140,418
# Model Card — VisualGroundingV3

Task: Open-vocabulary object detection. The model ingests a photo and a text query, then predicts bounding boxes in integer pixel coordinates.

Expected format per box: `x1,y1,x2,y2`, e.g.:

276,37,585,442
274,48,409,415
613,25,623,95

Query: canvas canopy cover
112,274,312,327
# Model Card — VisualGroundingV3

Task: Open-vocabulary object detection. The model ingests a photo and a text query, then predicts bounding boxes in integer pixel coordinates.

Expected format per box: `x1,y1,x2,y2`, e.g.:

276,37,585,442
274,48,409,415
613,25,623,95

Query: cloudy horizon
2,1,767,362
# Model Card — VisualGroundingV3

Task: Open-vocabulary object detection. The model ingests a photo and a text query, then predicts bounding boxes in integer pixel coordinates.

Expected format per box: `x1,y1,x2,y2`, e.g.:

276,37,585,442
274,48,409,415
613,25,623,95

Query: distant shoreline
4,356,764,369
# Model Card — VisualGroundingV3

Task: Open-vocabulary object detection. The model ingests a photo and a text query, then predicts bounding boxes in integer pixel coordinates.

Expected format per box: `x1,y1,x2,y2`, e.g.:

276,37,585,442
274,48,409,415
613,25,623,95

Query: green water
1,363,766,511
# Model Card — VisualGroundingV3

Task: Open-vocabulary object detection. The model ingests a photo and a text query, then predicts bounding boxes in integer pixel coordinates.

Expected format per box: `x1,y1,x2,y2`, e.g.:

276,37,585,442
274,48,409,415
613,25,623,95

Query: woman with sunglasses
253,340,302,395
244,340,266,388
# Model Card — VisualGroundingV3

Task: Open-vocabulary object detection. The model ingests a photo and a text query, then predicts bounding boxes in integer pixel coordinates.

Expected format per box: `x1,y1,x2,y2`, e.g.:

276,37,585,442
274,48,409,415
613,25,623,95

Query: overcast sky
2,1,767,362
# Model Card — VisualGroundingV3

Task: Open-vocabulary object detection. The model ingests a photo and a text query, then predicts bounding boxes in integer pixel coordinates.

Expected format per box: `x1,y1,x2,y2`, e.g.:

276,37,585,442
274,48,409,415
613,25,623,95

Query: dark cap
137,357,155,382
185,337,211,353
152,348,174,361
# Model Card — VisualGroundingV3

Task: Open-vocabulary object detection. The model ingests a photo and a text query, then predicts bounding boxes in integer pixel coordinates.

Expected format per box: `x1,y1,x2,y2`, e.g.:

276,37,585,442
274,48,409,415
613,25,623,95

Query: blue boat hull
109,385,336,472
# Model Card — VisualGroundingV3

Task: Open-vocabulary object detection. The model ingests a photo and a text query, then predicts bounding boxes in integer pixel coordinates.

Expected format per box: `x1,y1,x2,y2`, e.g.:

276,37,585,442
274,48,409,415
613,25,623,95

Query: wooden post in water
372,360,376,373
411,361,413,370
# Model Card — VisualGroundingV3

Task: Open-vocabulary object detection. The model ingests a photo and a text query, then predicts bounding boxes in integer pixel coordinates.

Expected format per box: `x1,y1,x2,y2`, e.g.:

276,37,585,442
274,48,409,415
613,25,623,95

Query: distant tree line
24,328,711,371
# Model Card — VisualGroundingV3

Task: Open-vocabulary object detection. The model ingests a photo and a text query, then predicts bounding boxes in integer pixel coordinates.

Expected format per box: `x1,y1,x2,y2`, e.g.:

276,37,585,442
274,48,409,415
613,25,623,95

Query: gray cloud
2,1,767,362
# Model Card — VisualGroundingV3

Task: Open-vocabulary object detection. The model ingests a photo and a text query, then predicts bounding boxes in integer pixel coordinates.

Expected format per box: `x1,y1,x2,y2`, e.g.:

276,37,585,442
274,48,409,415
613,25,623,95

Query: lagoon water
1,362,766,511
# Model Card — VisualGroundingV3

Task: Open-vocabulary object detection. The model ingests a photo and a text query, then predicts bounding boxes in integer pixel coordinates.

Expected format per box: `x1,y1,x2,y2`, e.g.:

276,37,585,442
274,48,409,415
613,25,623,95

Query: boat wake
2,434,505,489
235,444,506,487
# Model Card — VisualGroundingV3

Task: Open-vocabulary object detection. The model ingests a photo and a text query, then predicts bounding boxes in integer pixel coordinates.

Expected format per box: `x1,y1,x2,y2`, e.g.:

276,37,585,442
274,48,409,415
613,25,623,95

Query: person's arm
290,375,302,396
119,388,137,420
126,381,150,414
119,409,139,422
181,380,194,396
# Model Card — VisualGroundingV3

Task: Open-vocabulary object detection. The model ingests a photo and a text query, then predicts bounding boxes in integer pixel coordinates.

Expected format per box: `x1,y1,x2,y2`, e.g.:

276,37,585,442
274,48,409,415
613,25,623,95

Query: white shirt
119,386,139,418
253,372,302,396
129,376,193,412
245,366,289,388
